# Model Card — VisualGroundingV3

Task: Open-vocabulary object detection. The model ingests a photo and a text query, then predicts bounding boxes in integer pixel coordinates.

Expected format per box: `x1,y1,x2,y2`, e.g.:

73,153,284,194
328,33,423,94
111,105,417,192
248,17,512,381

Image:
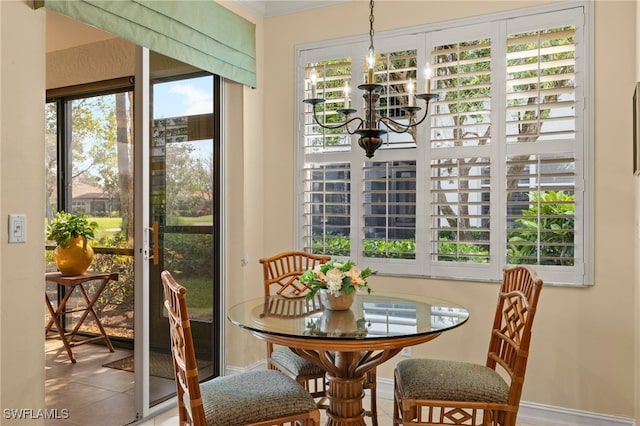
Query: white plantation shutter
505,27,576,143
304,59,353,154
427,25,496,279
503,10,583,283
430,157,491,263
373,49,419,149
302,163,351,254
363,161,417,259
296,3,590,285
431,38,492,149
505,154,576,265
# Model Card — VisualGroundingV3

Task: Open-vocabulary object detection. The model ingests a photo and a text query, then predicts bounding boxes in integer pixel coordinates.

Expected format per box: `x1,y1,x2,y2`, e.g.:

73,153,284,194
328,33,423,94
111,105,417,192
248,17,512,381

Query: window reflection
362,302,417,336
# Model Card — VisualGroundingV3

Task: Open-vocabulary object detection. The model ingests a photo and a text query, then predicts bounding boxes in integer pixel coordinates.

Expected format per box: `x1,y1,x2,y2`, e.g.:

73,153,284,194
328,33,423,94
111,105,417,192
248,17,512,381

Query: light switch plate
8,214,26,243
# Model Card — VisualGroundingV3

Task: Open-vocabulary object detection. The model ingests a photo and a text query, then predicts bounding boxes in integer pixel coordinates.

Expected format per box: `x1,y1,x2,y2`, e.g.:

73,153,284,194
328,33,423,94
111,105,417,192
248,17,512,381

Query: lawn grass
89,216,214,227
174,215,213,225
90,217,122,229
173,276,213,321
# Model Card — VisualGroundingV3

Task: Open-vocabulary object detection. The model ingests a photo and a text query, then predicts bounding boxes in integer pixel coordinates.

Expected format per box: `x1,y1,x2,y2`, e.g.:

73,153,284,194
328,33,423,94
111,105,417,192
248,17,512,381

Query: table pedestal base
325,373,366,425
293,348,402,426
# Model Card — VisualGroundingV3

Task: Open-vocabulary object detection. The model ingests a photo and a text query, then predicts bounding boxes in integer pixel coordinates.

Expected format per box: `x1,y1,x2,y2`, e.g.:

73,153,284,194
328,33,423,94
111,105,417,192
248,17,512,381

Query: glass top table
228,292,469,425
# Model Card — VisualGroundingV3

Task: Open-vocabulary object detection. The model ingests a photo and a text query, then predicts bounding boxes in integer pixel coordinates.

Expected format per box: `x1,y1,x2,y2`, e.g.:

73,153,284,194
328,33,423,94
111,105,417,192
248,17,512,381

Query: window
296,3,591,285
46,79,136,339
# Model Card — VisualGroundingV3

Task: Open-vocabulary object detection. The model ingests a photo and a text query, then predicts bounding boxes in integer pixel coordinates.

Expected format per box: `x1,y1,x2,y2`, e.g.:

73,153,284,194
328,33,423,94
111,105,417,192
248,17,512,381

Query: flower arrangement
301,259,374,301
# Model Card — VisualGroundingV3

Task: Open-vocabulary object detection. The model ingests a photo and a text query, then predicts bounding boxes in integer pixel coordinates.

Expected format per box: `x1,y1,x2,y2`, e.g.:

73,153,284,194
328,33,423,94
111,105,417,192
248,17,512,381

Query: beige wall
224,0,638,420
0,1,46,424
635,0,640,423
47,38,135,89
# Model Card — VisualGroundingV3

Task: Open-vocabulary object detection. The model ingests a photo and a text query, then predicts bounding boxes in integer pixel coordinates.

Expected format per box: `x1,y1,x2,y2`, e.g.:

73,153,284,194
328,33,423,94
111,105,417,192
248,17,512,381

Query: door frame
133,46,225,421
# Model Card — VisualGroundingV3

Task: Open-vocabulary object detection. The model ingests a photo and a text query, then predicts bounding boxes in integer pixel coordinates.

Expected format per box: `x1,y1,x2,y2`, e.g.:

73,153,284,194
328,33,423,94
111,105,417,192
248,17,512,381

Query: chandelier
303,0,437,158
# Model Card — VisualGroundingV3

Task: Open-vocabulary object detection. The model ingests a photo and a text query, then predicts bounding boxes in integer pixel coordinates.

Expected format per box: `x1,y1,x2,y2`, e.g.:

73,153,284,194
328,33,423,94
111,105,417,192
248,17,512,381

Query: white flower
326,280,342,296
325,268,344,295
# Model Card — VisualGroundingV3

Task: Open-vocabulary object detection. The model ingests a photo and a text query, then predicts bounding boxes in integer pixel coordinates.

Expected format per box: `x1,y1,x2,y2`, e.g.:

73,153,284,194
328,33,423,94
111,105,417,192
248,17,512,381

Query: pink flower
348,266,364,286
313,264,327,283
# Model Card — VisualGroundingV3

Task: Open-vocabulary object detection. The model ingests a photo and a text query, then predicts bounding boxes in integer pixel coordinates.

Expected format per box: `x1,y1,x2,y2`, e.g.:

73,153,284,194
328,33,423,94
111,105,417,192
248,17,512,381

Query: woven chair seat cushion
200,369,318,425
271,347,326,376
396,359,509,404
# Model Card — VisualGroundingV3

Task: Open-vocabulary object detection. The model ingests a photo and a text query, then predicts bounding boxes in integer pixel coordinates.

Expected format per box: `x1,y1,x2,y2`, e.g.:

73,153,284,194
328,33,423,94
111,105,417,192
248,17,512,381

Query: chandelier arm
378,117,412,134
378,103,432,133
311,111,364,134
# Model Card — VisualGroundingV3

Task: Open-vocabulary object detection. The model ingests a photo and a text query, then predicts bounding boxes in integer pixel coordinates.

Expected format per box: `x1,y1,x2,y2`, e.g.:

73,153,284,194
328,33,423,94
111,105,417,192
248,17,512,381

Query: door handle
152,220,159,265
145,221,159,265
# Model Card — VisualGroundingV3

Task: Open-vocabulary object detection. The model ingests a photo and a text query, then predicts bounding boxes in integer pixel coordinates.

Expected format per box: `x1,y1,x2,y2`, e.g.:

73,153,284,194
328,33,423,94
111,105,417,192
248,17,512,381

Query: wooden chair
161,271,320,426
393,265,543,426
259,251,379,425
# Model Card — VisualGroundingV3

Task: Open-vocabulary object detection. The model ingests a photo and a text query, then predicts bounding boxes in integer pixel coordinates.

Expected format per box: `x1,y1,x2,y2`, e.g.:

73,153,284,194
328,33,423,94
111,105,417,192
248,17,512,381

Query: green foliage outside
312,234,417,259
507,190,575,266
312,233,350,256
364,239,416,259
311,190,573,265
163,233,214,278
92,250,134,309
436,239,489,263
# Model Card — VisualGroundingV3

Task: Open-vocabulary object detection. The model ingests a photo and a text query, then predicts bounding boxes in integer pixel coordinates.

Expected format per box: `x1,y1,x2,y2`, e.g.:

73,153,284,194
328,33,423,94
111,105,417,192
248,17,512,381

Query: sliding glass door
135,49,222,417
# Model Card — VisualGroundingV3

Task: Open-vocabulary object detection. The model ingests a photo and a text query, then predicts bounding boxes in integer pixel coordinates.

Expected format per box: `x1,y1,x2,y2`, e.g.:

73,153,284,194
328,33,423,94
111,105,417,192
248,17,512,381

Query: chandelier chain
368,0,375,56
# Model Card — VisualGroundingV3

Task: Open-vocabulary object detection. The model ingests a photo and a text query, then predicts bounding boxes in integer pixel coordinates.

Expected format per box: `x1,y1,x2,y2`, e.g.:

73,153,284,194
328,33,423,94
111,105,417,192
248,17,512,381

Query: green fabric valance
39,0,256,88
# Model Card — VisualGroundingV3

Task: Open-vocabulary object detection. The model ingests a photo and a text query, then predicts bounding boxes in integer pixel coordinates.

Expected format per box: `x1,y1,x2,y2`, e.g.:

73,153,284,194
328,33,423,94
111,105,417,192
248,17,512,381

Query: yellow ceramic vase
53,236,94,276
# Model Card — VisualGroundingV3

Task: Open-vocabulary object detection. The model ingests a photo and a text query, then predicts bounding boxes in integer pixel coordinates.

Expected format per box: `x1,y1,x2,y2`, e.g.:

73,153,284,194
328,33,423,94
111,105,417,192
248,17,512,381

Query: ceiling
234,0,350,18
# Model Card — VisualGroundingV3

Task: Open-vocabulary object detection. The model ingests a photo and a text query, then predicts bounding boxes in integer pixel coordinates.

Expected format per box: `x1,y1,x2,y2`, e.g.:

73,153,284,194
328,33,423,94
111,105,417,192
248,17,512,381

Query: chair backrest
161,270,207,426
259,251,331,296
487,265,543,408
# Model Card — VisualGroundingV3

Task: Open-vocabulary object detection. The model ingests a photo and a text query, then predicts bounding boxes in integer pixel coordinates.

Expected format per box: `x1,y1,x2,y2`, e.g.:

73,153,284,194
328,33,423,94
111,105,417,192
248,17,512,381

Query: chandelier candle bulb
408,78,414,107
367,52,375,83
310,68,318,98
344,82,350,109
424,63,432,94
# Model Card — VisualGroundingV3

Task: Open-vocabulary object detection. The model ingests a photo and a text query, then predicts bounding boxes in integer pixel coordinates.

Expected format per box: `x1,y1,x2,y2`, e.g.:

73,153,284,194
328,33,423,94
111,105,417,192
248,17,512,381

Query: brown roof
72,181,108,199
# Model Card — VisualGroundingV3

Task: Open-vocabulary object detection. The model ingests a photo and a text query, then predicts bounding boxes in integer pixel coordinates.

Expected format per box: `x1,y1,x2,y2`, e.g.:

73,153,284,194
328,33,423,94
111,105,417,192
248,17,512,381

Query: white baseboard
374,377,635,426
517,401,635,426
227,364,635,426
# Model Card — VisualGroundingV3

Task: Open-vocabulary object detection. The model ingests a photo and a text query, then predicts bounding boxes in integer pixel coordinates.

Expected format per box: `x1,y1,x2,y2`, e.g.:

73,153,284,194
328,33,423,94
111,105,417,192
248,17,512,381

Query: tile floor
46,340,566,426
45,339,137,426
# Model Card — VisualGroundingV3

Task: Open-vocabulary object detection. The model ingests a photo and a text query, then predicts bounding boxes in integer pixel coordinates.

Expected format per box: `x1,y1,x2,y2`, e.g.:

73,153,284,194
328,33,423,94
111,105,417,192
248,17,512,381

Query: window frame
294,1,593,286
